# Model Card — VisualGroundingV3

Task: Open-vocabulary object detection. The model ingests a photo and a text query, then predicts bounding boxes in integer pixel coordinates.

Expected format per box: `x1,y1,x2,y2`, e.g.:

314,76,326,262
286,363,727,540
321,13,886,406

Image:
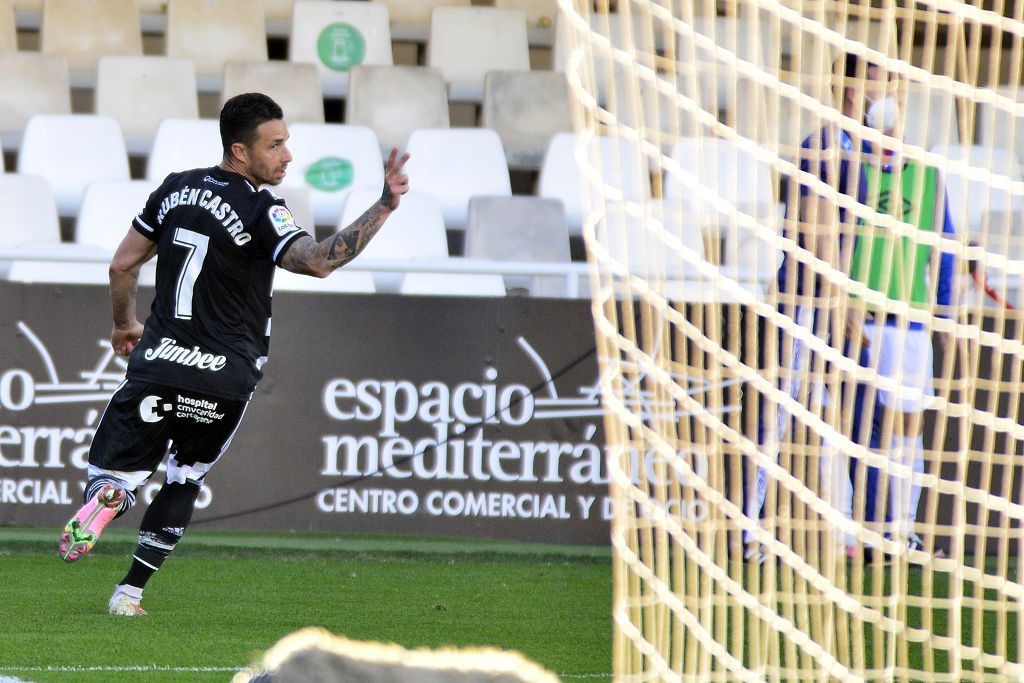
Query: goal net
557,0,1024,680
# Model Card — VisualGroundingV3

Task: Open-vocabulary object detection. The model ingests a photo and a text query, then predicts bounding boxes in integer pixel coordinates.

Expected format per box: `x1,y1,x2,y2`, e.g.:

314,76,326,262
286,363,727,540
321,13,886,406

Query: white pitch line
1,666,613,678
0,666,239,673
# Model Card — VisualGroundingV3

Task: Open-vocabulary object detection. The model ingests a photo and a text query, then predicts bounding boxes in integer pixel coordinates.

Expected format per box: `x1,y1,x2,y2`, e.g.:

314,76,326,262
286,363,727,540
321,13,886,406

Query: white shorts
862,322,934,413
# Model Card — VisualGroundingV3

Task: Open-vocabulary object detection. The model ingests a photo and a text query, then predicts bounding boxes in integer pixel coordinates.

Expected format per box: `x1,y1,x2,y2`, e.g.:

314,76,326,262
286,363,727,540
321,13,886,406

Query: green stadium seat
288,0,394,99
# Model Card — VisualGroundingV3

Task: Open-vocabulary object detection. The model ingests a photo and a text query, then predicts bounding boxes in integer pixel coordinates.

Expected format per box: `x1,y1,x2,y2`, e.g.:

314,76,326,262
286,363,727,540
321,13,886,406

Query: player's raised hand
381,147,410,211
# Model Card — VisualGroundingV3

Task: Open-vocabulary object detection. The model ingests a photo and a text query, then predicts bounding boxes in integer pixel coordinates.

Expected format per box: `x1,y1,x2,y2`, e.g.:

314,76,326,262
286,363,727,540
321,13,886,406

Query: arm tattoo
323,201,390,268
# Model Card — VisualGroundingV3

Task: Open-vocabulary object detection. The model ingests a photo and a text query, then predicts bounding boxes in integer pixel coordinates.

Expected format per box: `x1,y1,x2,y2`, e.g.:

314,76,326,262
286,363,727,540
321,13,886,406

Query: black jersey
126,166,309,400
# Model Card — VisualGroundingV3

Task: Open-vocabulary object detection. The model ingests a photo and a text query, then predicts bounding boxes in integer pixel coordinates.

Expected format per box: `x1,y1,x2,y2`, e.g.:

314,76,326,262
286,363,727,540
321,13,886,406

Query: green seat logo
305,157,354,192
316,22,366,72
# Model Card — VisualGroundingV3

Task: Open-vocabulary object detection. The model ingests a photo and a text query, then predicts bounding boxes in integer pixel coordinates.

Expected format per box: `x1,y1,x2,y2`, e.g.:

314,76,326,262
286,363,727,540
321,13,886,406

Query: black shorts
89,379,249,480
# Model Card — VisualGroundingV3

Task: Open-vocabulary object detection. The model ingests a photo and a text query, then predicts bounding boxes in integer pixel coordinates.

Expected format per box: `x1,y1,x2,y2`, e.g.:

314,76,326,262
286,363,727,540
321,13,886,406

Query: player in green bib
749,54,958,564
843,60,958,559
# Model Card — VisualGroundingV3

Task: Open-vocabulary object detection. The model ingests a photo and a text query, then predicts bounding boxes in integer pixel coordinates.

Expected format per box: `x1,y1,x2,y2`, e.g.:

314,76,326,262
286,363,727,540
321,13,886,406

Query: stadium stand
95,55,199,155
426,6,531,103
75,179,158,251
906,79,961,150
664,137,782,237
0,173,59,247
0,0,16,51
40,0,142,87
272,267,377,293
399,271,507,297
552,10,657,104
0,172,119,283
165,0,267,92
403,127,513,231
222,60,324,124
0,0,599,299
482,70,572,171
465,195,571,297
664,136,782,293
342,187,450,293
494,0,557,46
379,0,470,43
288,0,394,99
18,114,129,217
599,200,716,302
5,257,122,284
537,132,650,236
934,143,1024,237
346,64,450,157
281,122,384,228
975,87,1024,162
0,51,70,152
146,118,222,182
262,0,301,37
679,15,781,127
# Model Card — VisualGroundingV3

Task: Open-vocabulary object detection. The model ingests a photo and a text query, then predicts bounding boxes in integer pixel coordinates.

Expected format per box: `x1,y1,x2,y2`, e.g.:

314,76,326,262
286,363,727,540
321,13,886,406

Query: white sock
903,434,924,529
887,433,923,539
114,584,143,600
819,442,854,546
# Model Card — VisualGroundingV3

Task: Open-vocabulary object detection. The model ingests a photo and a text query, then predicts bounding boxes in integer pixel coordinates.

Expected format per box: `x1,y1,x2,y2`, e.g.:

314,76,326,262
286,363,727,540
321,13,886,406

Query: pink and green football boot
59,483,125,562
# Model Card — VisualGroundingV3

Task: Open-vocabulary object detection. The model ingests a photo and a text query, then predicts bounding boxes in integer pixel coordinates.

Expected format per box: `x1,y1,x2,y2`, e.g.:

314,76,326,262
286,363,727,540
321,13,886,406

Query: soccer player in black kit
58,93,410,616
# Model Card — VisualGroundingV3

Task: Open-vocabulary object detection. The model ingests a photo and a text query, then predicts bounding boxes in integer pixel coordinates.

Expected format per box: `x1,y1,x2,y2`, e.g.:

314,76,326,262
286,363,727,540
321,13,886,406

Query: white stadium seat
426,6,530,103
403,128,512,230
342,188,449,293
0,52,71,152
494,0,556,45
18,114,130,217
0,0,15,52
76,180,159,251
166,0,268,91
346,65,450,156
378,0,469,43
465,195,571,297
41,0,143,86
482,71,572,171
222,60,325,124
538,132,650,236
96,56,199,155
0,174,60,247
147,119,222,182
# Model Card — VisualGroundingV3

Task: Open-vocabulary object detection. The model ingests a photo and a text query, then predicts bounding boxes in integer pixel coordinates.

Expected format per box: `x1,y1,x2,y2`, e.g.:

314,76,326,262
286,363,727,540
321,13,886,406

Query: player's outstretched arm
281,148,410,277
109,227,157,356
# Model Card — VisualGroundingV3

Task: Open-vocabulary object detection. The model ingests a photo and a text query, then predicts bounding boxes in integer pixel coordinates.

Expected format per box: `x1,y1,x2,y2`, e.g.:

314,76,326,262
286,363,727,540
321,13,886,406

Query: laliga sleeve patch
268,205,299,236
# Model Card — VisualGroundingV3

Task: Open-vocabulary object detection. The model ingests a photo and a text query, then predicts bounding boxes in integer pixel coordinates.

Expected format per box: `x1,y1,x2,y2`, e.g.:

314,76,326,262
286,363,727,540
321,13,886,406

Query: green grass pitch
0,528,612,682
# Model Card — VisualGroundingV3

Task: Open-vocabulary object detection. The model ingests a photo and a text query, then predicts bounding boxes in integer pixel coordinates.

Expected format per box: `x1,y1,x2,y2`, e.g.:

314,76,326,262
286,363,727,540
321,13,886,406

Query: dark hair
219,93,283,158
842,53,886,81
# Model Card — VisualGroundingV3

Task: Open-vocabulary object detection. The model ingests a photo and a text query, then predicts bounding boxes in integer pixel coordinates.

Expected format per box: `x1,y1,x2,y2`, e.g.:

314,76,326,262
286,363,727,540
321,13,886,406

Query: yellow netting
559,0,1024,679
